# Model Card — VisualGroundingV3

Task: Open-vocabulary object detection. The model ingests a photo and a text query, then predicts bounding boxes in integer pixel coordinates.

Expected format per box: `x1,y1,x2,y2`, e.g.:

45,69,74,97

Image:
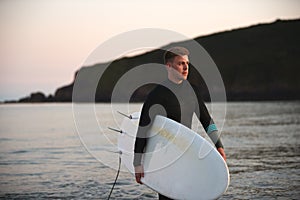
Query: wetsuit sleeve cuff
215,139,224,149
133,153,143,167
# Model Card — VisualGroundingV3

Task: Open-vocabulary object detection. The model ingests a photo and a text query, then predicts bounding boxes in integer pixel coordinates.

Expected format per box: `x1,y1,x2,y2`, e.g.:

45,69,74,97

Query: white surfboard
117,112,230,200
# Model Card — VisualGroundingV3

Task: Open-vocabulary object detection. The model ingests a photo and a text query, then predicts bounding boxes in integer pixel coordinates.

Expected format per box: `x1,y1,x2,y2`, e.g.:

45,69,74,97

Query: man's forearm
133,134,146,166
206,124,224,149
133,152,143,167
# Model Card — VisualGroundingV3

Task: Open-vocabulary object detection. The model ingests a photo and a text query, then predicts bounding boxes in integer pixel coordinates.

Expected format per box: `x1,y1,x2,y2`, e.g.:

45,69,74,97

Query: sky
0,0,299,101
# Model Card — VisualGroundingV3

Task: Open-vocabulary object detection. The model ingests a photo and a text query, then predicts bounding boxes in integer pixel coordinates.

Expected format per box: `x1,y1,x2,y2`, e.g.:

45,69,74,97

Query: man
133,47,226,200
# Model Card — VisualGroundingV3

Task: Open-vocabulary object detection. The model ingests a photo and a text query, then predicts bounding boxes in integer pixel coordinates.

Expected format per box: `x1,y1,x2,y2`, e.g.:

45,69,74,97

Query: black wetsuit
133,79,223,200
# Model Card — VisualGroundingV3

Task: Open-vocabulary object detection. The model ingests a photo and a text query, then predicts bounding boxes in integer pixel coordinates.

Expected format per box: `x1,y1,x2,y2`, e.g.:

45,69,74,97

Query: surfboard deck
118,112,230,200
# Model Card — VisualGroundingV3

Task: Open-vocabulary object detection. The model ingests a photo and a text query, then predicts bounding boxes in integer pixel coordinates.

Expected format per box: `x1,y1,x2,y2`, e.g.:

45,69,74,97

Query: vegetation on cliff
11,19,300,103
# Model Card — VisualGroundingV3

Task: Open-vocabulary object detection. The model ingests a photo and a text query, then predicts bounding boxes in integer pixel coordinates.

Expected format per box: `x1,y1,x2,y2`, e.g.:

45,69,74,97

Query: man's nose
183,63,188,70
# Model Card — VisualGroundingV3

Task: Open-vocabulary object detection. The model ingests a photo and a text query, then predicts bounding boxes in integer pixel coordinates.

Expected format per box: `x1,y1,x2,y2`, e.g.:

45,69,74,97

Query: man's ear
165,65,169,71
165,62,171,68
165,63,170,71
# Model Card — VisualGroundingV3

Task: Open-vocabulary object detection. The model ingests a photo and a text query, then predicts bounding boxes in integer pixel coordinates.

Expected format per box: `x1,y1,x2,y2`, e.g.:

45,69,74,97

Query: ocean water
0,102,299,199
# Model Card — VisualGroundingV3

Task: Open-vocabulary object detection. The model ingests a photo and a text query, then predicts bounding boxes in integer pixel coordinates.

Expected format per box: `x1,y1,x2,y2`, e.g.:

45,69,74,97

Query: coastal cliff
13,19,300,102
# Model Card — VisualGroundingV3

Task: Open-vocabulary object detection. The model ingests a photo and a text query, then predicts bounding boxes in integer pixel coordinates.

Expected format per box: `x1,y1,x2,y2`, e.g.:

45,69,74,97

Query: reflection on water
0,102,299,199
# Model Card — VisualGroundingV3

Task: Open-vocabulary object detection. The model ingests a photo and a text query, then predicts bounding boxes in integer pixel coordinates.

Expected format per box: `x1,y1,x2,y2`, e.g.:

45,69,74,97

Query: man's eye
180,62,188,65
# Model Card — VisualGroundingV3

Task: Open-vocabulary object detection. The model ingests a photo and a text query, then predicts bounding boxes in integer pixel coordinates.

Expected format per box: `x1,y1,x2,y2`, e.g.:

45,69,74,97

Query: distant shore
3,19,300,104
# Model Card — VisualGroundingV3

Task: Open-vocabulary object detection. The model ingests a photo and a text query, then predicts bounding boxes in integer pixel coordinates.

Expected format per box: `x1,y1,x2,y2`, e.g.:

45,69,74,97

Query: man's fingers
135,174,140,183
135,173,143,184
134,165,144,184
217,148,226,162
222,154,226,161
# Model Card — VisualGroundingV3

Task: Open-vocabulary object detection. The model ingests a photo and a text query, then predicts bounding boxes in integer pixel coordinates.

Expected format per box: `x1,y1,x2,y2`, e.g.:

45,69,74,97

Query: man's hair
164,46,190,64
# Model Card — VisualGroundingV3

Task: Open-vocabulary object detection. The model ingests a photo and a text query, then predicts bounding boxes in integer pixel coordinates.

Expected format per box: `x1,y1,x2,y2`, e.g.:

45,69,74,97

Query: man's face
167,55,189,82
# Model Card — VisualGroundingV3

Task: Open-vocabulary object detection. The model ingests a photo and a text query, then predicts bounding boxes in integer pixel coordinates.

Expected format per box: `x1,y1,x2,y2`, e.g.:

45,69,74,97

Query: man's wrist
215,139,224,149
133,153,143,167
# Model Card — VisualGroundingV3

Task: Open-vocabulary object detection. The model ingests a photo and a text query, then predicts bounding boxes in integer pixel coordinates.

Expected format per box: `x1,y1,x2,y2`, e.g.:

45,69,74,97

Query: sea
0,102,299,199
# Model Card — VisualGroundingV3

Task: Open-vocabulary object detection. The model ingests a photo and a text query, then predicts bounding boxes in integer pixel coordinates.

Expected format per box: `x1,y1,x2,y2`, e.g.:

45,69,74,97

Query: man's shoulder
147,84,168,97
189,82,199,90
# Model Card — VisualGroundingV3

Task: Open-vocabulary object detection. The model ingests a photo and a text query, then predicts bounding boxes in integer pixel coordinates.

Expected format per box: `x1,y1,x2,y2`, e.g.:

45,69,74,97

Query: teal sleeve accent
206,124,224,148
206,124,218,134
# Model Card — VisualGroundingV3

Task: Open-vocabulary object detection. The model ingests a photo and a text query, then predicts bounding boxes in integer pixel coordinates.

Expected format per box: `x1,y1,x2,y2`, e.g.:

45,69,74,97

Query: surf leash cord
107,150,122,200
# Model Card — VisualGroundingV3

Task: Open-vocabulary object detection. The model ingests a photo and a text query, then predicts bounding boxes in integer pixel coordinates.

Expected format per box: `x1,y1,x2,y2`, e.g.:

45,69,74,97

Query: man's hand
217,147,226,162
134,165,144,184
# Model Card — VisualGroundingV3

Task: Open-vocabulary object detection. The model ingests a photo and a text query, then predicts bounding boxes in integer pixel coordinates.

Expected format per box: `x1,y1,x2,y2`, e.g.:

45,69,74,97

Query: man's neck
168,77,183,85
